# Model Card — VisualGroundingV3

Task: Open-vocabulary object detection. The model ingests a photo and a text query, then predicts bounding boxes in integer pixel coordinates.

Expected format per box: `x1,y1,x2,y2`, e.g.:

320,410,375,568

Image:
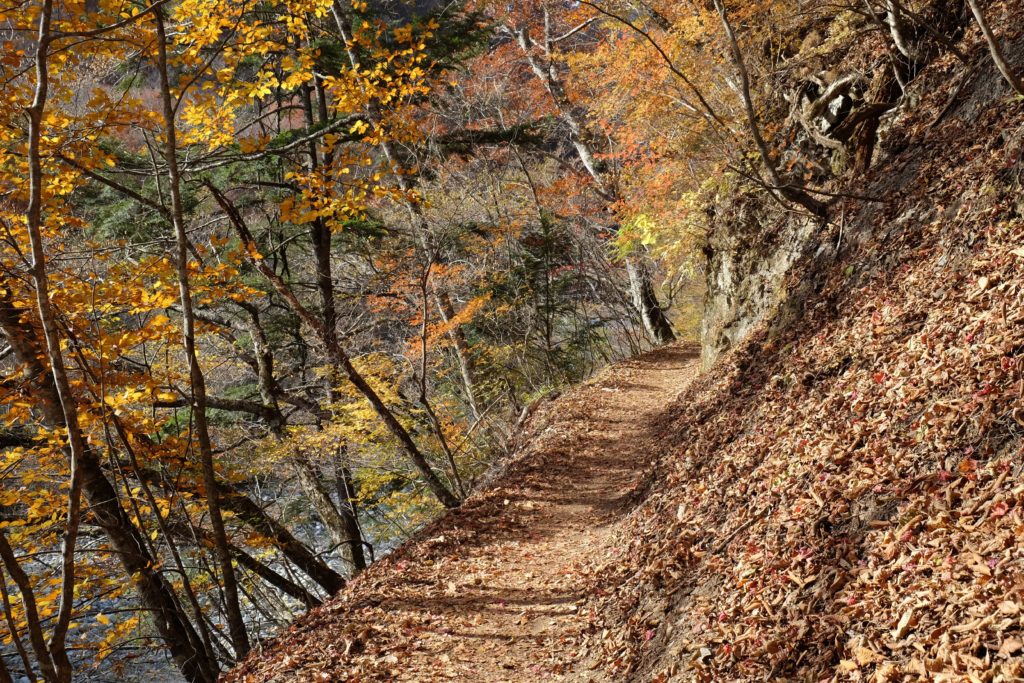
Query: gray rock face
698,33,1024,370
699,196,818,369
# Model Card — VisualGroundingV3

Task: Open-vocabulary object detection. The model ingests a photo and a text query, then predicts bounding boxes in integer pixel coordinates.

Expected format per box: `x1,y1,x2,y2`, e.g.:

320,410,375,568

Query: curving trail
227,344,700,683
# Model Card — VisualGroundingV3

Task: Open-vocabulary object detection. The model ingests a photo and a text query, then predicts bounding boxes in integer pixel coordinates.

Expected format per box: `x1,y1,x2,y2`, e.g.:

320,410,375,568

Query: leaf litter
225,346,701,681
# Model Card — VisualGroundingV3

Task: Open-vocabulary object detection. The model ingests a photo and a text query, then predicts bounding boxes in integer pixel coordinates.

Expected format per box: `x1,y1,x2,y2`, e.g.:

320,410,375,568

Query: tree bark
211,481,348,594
20,6,216,681
334,461,369,568
419,273,467,497
512,15,680,340
884,0,924,62
234,303,352,580
849,69,901,173
966,0,1024,95
0,647,15,683
22,7,86,679
625,257,676,344
293,456,366,572
153,8,249,659
434,291,483,420
711,0,827,217
331,7,485,426
238,303,284,433
307,177,368,568
127,461,347,594
238,300,354,578
163,518,322,608
0,565,37,683
0,531,58,682
0,295,217,683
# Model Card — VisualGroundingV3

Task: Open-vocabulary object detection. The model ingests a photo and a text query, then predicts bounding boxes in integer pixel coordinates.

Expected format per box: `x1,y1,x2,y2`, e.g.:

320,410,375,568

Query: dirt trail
229,344,699,683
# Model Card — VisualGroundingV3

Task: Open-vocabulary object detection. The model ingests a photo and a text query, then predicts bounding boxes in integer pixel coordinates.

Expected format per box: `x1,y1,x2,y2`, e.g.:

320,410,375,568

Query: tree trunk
208,184,461,509
331,7,484,431
300,80,370,567
293,456,366,573
966,0,1024,95
334,462,369,568
17,7,215,681
0,295,217,683
884,0,923,62
211,482,348,594
512,15,684,336
23,7,83,677
0,531,58,682
239,304,284,433
711,0,827,216
153,9,249,659
625,257,676,344
0,646,15,683
434,291,483,420
0,566,37,683
839,67,902,174
163,519,322,608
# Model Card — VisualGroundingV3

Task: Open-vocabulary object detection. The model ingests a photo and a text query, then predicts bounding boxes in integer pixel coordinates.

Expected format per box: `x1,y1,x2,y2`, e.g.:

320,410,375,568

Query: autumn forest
1,0,1022,678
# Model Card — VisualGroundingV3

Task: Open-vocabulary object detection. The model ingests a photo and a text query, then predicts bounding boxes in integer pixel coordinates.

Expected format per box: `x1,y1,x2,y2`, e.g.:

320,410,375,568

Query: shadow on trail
354,344,702,677
227,343,702,683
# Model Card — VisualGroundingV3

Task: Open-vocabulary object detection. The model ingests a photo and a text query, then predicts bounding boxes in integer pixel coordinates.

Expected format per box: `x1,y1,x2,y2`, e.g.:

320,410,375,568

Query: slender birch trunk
153,8,249,659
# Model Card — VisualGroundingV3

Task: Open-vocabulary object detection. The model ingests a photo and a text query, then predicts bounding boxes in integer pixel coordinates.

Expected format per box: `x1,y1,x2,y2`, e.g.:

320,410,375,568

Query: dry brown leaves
578,22,1024,683
222,349,699,682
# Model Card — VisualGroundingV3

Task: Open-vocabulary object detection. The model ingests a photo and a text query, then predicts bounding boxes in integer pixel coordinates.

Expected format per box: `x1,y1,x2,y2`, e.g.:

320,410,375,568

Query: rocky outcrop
699,28,1024,369
700,197,819,369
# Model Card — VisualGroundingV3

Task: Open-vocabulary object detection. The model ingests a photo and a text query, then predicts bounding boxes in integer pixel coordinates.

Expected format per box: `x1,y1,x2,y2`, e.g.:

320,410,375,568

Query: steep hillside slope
225,346,700,682
580,27,1024,683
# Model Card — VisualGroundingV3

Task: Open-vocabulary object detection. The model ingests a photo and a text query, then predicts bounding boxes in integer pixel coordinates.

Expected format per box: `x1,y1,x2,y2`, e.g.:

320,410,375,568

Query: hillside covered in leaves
580,28,1024,680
